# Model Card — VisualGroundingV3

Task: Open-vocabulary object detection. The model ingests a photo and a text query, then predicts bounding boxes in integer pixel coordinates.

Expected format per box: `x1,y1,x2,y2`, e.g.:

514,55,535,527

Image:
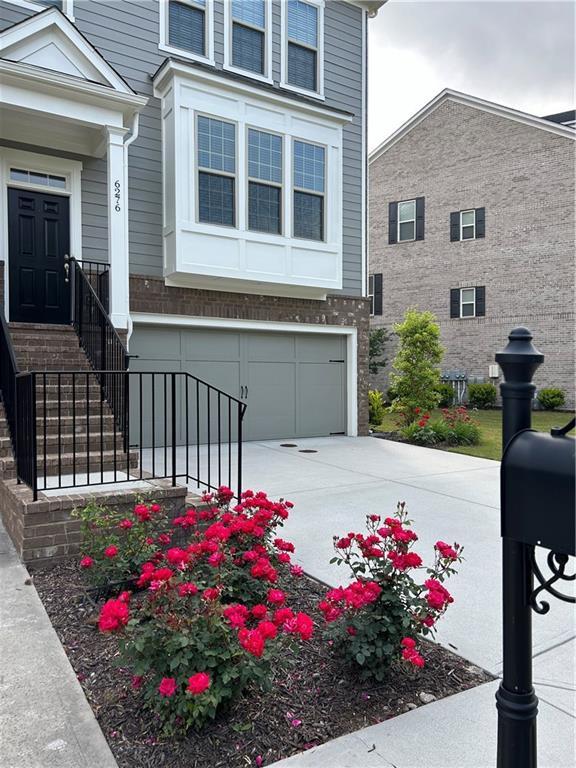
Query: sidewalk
0,522,117,768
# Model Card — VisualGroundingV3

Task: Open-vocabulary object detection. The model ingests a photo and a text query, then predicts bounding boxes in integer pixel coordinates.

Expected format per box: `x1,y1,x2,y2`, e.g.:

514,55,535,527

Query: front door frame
0,148,82,320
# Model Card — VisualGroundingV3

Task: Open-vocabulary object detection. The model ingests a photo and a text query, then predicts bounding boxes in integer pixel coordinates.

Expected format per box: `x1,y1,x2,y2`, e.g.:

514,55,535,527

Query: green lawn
374,409,575,461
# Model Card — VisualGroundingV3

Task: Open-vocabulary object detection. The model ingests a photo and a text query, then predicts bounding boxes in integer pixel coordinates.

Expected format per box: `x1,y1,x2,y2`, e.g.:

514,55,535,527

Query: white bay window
154,63,346,298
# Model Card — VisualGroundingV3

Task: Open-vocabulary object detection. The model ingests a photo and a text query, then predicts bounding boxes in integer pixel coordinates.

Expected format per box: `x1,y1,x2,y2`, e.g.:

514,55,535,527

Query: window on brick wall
389,197,425,243
450,286,486,318
450,207,485,241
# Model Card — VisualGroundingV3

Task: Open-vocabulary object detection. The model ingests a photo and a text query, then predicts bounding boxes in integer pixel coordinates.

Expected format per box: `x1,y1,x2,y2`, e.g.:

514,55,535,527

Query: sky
367,0,576,150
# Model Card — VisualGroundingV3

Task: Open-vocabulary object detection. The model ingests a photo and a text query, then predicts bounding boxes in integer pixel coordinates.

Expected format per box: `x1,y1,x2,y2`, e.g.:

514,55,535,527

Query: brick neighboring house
368,89,576,408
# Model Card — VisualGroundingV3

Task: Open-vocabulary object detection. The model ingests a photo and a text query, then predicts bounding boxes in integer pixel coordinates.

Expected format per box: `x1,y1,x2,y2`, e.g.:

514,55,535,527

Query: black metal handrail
16,370,246,501
0,307,19,451
77,259,110,312
68,256,129,441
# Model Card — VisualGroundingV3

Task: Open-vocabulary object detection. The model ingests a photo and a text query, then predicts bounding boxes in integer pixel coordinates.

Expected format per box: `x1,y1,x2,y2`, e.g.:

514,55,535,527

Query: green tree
369,328,390,375
389,309,444,425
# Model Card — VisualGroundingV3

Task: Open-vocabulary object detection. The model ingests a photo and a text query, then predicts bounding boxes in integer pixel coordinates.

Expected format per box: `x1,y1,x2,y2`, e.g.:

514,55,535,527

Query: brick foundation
129,274,370,435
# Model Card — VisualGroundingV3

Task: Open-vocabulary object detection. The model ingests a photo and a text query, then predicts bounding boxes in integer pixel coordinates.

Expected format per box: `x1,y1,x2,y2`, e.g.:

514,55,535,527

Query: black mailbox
502,426,575,556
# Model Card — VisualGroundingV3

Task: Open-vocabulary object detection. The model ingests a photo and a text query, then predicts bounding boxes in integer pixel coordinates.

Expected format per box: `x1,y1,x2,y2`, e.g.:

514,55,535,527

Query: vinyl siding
0,0,365,293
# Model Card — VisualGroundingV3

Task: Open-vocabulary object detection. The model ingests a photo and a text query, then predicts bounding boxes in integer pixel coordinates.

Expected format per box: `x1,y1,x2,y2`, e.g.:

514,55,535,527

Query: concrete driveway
241,436,575,691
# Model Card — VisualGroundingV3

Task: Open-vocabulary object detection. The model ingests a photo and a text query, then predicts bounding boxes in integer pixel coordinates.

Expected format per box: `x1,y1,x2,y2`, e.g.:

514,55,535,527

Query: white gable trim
5,0,74,20
0,7,133,94
370,88,576,163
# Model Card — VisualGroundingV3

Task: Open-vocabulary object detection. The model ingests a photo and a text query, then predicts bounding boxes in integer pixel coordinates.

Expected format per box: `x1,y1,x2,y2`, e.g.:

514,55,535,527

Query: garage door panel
297,362,345,437
245,361,296,440
129,328,181,360
246,333,296,362
181,361,241,400
296,334,345,362
182,330,241,361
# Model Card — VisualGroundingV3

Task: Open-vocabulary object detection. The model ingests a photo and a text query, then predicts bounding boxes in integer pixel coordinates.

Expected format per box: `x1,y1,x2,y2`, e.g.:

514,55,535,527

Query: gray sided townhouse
368,90,576,408
0,0,384,443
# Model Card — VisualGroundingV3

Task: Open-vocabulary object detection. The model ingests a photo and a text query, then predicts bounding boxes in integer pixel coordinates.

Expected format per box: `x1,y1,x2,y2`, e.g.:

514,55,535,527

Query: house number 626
114,180,121,212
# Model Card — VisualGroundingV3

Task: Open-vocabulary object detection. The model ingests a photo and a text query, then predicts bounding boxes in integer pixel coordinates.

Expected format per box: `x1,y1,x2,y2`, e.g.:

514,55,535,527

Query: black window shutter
415,197,425,240
450,211,460,241
475,207,485,238
373,273,383,315
388,202,398,244
450,288,460,318
475,286,486,316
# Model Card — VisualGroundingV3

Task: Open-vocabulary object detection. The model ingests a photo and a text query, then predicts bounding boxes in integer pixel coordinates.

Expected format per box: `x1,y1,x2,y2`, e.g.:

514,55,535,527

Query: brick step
31,431,127,455
35,449,139,476
8,322,74,334
19,362,93,373
14,349,87,361
36,413,117,435
35,399,107,417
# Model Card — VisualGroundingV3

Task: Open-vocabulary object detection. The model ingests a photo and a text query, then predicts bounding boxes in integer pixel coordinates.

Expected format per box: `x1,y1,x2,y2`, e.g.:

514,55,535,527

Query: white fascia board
153,60,353,125
344,0,388,16
0,7,134,95
370,88,576,163
0,60,147,124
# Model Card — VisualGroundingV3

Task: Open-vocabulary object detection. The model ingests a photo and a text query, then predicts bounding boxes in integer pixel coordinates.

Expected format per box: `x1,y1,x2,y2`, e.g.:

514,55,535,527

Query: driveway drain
298,449,318,453
280,443,298,447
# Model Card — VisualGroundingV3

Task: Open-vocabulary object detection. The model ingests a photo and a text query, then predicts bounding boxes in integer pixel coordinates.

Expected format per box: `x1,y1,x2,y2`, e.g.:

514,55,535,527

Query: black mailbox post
495,328,575,768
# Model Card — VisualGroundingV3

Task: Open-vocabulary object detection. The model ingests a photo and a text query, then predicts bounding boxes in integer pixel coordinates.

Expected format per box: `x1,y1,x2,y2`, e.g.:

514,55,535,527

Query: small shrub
537,388,566,410
369,328,390,375
388,309,444,425
467,382,497,409
386,385,397,404
319,503,462,681
436,382,455,408
401,407,480,447
91,488,314,732
369,390,386,426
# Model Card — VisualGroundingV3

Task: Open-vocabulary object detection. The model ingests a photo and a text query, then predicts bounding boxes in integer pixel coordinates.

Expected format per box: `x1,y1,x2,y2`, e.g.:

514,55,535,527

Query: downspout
122,111,140,348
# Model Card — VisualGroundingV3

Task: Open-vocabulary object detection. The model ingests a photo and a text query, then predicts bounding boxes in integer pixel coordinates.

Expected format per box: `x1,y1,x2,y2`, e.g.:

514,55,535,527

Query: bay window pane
169,1,205,55
197,117,236,173
248,130,282,183
294,191,323,240
232,23,265,73
294,140,324,192
249,182,281,234
199,173,235,226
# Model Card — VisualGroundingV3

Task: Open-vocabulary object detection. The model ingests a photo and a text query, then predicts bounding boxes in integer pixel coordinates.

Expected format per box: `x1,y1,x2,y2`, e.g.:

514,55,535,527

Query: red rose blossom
158,677,177,697
187,672,211,696
80,555,93,569
238,628,265,657
104,545,118,559
98,599,129,633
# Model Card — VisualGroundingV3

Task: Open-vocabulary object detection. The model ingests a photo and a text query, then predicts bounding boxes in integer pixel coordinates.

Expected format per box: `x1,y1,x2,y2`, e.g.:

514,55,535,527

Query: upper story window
197,115,236,227
293,139,325,241
450,286,486,318
228,0,269,78
388,197,425,244
450,207,486,241
397,199,416,242
283,0,324,97
248,128,283,234
160,0,214,64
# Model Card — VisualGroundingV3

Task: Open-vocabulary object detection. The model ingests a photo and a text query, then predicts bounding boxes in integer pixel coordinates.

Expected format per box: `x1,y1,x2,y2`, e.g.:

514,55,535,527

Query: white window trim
368,274,374,316
131,312,358,437
397,198,416,242
292,137,327,242
223,0,273,85
280,0,325,100
246,126,284,235
0,148,82,320
4,0,74,20
459,287,476,319
159,0,215,67
460,209,476,241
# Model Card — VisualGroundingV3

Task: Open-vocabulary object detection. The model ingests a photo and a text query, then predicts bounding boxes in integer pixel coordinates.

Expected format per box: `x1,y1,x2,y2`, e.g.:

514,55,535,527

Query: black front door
8,188,70,324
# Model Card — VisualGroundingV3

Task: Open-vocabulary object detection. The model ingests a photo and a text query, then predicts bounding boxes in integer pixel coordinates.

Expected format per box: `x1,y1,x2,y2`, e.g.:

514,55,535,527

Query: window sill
279,79,325,101
222,63,273,86
158,43,215,68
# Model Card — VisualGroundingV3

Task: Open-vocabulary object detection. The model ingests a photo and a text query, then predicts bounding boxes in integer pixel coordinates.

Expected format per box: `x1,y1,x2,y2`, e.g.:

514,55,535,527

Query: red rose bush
320,502,462,681
86,487,314,732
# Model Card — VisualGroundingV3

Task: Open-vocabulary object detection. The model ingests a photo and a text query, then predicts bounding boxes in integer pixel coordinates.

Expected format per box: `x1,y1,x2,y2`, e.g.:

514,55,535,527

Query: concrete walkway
237,436,574,768
0,522,117,768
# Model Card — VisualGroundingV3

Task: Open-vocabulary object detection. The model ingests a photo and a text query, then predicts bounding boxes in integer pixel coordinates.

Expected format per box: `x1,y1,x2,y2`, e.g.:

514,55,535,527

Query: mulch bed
32,560,492,768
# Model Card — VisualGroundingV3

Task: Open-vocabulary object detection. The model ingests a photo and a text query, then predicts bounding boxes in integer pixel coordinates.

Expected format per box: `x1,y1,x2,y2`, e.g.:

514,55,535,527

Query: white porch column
106,125,130,329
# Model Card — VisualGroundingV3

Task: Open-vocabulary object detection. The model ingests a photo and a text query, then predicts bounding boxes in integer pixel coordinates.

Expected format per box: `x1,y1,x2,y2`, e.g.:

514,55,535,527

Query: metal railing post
30,373,38,502
171,373,177,486
495,327,544,768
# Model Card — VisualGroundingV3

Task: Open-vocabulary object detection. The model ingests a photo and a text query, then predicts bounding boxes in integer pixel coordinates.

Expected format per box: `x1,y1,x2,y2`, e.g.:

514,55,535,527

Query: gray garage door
129,326,347,441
